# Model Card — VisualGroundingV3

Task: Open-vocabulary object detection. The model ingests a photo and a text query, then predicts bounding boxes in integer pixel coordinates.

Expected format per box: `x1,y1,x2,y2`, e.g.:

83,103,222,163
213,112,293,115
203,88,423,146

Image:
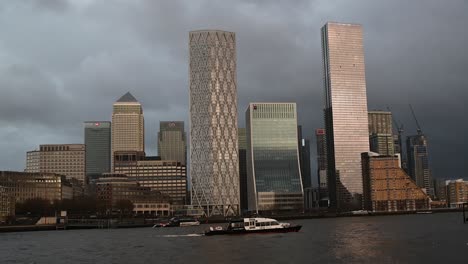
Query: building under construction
362,152,431,212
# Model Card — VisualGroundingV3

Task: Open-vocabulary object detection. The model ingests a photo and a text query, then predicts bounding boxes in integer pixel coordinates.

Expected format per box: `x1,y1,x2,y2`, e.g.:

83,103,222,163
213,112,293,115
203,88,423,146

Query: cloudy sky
0,0,466,182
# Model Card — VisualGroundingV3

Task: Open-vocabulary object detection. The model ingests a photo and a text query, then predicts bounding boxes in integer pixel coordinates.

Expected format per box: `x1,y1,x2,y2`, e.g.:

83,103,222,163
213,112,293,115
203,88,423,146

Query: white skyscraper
189,30,240,216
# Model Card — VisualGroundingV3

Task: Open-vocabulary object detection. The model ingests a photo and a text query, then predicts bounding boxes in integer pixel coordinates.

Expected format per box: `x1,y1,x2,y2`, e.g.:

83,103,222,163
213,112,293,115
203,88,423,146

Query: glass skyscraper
297,126,312,189
246,103,304,212
84,121,111,180
189,30,240,216
238,128,248,213
368,111,394,156
158,121,186,165
321,22,370,211
406,134,434,197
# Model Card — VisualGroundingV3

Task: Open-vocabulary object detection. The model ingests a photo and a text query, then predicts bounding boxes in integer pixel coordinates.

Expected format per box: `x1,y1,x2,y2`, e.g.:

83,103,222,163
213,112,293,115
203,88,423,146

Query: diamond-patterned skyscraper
189,30,240,216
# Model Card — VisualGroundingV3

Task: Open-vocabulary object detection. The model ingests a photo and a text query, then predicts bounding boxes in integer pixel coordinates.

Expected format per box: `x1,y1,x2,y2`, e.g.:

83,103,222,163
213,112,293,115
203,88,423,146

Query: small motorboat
154,217,200,228
205,217,301,236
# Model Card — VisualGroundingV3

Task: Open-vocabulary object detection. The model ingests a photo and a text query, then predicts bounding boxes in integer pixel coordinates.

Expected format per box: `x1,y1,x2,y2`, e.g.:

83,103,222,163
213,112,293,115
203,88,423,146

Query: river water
1,212,467,263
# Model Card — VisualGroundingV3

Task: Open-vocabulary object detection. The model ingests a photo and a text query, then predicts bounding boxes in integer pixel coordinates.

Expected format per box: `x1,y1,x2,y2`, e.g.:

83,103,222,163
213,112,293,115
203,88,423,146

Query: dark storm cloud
0,0,466,181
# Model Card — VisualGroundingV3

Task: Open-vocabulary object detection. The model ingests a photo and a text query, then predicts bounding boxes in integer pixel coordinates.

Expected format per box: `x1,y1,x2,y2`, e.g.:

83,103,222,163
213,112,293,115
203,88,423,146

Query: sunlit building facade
322,22,370,210
368,111,394,156
114,151,187,205
0,186,14,221
246,103,304,212
361,153,431,212
446,179,468,208
26,144,86,183
111,92,144,170
189,30,240,216
0,171,73,203
25,150,40,173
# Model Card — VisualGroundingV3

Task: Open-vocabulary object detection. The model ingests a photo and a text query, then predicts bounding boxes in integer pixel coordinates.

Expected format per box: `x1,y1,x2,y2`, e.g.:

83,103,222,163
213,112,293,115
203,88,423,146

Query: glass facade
85,121,111,179
368,111,394,156
246,103,304,212
158,121,186,165
321,22,370,210
315,128,329,204
406,134,433,197
238,128,248,213
298,126,312,189
189,30,239,216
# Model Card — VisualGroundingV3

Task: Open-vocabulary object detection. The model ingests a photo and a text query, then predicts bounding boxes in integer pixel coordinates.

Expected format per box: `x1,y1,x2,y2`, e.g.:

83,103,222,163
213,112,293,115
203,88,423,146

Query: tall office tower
111,92,144,170
321,22,370,210
238,128,248,213
84,121,111,181
368,111,394,156
406,134,433,196
189,30,239,216
246,103,304,212
297,126,312,189
315,128,329,205
25,144,86,183
158,121,186,165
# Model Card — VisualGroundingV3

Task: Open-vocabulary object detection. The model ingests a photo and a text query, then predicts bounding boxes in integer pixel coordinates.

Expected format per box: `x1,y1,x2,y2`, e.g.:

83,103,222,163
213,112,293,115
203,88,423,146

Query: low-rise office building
113,151,187,205
94,175,171,215
0,186,14,221
0,171,73,203
26,144,86,183
362,153,431,212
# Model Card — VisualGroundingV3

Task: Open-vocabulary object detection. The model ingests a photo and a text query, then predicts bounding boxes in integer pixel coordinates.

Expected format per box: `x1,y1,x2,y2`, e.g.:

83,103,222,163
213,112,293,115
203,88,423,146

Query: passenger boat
204,217,301,236
153,217,200,228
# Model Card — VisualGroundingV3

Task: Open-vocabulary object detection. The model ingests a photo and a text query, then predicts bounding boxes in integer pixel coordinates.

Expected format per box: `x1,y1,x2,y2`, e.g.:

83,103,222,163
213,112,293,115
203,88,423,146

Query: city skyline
0,1,467,183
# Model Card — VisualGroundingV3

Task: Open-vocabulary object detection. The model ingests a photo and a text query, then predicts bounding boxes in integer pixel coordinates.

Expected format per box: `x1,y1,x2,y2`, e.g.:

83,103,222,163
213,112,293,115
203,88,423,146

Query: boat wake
160,234,204,237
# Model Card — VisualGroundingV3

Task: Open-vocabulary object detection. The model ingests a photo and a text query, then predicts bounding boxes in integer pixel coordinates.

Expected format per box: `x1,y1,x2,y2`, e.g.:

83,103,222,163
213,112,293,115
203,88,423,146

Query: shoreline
0,208,463,233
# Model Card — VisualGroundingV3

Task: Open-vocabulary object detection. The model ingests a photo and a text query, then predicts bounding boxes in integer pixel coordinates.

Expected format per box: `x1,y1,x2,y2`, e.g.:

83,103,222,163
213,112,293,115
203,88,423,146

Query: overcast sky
0,0,466,182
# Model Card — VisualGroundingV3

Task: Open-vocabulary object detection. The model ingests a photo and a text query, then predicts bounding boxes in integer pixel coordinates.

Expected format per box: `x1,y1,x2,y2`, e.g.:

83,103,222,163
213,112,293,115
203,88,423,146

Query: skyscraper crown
116,92,138,103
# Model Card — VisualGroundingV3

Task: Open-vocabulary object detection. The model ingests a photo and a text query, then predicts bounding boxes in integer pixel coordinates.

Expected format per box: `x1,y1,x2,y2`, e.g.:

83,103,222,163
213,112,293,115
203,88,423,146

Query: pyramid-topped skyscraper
111,92,144,170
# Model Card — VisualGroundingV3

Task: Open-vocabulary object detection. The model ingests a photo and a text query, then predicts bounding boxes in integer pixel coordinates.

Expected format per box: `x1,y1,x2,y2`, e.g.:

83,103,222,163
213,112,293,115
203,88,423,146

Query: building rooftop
116,92,138,103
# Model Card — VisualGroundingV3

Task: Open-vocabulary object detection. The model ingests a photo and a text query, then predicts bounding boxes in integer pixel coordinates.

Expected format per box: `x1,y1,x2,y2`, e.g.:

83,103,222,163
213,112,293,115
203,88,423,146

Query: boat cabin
235,218,285,230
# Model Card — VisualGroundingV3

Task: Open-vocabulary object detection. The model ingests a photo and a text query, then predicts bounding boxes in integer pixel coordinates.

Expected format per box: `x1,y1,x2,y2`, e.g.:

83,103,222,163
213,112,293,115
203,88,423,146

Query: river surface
1,212,467,263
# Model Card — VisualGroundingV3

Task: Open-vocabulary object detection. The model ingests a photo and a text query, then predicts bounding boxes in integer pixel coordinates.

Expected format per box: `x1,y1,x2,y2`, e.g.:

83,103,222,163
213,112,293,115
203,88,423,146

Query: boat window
272,221,279,225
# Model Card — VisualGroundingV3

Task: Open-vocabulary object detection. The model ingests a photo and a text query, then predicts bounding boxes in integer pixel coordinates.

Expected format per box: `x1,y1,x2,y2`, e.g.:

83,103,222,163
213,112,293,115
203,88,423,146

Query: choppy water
1,212,467,263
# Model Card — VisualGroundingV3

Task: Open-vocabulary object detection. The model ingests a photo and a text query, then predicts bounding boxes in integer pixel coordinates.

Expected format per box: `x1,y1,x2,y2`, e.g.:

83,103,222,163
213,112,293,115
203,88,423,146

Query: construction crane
409,104,422,135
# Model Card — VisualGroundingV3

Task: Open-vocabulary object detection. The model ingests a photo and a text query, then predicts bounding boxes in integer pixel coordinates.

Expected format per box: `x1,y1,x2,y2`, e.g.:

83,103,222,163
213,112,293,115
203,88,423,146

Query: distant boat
416,211,433,214
204,217,301,236
153,217,200,228
351,210,369,215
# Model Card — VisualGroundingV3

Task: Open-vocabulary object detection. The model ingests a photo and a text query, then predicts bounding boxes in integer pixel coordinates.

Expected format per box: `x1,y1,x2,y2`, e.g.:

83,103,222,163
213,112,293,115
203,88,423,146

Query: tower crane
409,104,422,135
